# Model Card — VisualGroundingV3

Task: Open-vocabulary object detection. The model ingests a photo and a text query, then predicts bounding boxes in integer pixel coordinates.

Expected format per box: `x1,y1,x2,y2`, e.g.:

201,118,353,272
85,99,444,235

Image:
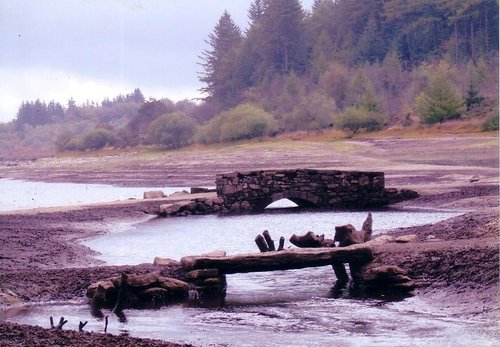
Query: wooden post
79,321,88,332
255,234,269,252
332,263,349,285
113,273,128,313
262,230,276,251
277,236,285,251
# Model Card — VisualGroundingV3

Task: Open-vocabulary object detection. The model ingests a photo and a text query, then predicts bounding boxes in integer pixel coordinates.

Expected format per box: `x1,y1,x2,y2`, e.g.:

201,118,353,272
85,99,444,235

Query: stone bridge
215,169,396,213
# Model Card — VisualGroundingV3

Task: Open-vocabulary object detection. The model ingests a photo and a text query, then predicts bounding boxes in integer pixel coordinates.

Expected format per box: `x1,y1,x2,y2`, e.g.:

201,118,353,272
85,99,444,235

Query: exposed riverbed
7,207,496,347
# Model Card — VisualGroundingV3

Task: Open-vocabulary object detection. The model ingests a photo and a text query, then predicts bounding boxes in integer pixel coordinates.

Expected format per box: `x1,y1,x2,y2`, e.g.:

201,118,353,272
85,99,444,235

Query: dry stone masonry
216,169,412,213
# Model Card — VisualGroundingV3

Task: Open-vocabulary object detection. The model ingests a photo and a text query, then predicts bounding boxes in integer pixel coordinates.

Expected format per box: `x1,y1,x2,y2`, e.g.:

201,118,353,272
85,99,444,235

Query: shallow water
83,209,461,265
2,181,496,346
0,178,187,211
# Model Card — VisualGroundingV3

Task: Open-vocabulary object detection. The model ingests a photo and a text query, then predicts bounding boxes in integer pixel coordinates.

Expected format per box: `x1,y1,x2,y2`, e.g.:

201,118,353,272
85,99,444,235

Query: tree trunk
180,245,373,274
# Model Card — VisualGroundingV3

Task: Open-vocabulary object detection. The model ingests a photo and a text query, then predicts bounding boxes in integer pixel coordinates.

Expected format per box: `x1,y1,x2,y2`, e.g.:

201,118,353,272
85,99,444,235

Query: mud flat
0,136,498,345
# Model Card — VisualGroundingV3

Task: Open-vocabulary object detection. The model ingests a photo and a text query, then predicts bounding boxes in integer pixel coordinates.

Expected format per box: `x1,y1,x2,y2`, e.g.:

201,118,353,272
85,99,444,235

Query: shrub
79,128,116,150
336,107,385,135
147,112,197,148
198,104,276,143
284,92,336,132
415,70,465,124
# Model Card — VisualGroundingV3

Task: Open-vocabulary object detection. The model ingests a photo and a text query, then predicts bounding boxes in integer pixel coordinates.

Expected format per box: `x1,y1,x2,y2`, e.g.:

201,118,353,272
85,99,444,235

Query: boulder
362,265,415,293
86,279,115,298
179,201,197,213
365,235,395,245
159,201,190,215
153,257,180,266
394,234,419,243
143,191,165,199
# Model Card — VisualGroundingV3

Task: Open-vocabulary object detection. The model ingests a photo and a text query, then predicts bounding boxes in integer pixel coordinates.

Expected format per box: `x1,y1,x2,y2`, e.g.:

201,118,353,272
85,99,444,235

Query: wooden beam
180,245,373,274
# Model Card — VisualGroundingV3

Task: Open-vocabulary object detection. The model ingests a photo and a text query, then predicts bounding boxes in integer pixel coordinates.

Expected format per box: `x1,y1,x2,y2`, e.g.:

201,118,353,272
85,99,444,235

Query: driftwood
113,273,128,314
290,231,334,248
255,230,285,252
255,234,269,252
181,245,373,273
50,316,68,330
334,213,373,247
262,230,276,251
79,321,88,332
104,316,109,333
277,236,285,251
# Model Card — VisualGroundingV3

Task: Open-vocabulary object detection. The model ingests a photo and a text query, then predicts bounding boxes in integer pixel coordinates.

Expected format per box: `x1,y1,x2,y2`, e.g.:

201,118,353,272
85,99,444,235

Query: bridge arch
215,169,387,213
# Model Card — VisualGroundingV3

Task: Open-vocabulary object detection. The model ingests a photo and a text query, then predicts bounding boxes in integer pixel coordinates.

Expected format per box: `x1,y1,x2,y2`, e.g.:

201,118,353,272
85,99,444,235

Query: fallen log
290,231,334,248
180,244,373,274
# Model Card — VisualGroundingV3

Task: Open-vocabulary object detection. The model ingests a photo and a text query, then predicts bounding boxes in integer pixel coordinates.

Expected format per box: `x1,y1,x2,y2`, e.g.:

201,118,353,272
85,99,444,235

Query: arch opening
265,198,299,209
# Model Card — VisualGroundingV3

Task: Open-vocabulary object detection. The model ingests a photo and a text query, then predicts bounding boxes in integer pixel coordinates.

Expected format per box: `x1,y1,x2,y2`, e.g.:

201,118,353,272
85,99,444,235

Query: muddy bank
0,321,191,346
0,137,498,345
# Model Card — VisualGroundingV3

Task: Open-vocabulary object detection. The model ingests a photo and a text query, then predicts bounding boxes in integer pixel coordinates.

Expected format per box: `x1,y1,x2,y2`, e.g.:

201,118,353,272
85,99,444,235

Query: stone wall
216,169,389,212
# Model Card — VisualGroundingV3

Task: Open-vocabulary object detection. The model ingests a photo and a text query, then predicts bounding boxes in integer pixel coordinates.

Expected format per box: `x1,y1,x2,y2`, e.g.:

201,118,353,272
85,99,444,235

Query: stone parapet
216,169,389,212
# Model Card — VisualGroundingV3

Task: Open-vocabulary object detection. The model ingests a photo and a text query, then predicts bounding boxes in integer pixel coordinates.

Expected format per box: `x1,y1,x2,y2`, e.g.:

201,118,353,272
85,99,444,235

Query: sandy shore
0,136,498,345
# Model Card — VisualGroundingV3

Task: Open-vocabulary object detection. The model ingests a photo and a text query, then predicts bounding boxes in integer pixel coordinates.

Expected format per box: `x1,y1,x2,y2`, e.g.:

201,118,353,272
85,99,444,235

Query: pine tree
199,11,243,107
248,0,267,23
258,0,307,77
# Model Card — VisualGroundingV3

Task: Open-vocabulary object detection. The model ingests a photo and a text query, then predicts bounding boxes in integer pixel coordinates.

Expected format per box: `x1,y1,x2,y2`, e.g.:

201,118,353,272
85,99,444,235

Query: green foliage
481,113,499,131
319,62,350,110
79,128,116,150
346,70,382,112
465,83,484,110
336,107,385,135
199,11,243,107
198,104,276,143
147,112,197,148
415,69,465,123
284,92,336,132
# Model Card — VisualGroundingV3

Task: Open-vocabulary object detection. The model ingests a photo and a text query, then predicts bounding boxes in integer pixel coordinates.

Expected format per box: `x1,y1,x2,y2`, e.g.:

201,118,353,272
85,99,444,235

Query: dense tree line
198,0,498,134
3,0,498,157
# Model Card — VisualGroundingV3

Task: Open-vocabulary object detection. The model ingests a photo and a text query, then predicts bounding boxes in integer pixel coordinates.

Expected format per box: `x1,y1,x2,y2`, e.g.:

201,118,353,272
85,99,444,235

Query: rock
240,200,252,211
168,190,190,197
230,202,241,212
394,234,419,243
139,287,170,300
426,235,444,242
186,269,220,280
0,289,22,305
157,277,189,298
159,201,191,215
469,175,480,182
362,265,416,293
143,191,165,199
179,201,197,213
86,280,115,298
365,235,395,245
125,272,160,287
190,187,216,194
153,257,180,266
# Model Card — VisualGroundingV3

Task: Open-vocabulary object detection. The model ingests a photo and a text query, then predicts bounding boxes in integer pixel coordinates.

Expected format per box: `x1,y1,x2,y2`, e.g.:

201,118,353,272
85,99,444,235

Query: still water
6,208,498,346
0,178,187,211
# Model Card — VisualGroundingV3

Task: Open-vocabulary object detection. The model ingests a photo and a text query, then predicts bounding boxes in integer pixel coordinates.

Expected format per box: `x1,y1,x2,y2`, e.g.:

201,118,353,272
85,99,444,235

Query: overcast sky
0,0,314,123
